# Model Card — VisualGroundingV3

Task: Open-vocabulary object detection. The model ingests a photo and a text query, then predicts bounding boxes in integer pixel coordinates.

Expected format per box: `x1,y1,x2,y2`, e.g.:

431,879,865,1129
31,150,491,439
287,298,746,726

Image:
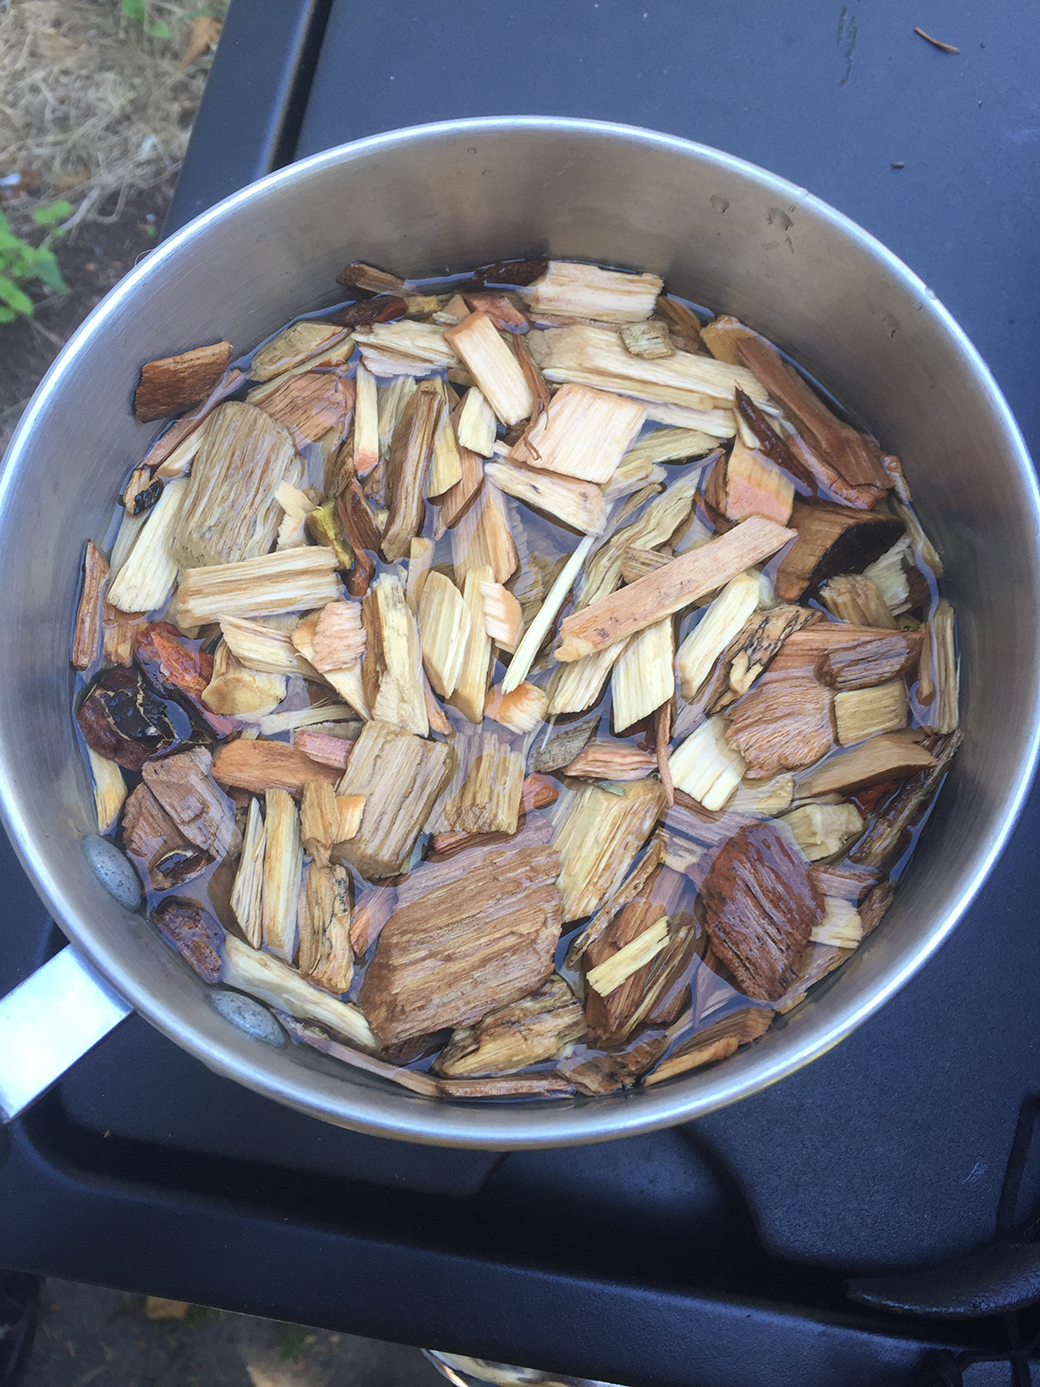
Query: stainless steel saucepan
0,117,1036,1148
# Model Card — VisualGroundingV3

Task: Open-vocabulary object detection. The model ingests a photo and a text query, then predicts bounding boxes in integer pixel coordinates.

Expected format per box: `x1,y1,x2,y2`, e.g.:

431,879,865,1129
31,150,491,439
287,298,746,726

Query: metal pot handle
0,947,131,1121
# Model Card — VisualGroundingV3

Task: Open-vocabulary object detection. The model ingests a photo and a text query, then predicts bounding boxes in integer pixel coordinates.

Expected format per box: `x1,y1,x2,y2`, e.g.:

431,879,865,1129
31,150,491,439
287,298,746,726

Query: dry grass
0,0,218,231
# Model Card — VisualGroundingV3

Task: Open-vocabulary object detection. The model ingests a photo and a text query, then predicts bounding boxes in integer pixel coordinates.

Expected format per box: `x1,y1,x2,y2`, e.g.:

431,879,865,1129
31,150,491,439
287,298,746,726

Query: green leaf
146,19,172,38
121,0,145,18
32,201,73,227
0,276,34,316
31,252,68,295
0,306,16,325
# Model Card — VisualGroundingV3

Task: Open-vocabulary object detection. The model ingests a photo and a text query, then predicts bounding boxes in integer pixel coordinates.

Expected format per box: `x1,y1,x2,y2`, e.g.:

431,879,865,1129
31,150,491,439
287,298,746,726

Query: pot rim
3,115,1038,1148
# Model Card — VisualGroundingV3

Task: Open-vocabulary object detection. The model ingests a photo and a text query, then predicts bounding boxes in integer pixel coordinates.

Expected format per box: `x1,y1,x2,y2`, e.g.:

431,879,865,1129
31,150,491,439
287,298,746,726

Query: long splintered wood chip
819,574,896,629
222,935,375,1048
774,624,923,690
86,744,126,834
850,730,960,869
280,1013,435,1094
352,362,380,475
527,323,767,412
521,261,662,323
261,787,303,961
736,335,889,492
361,573,427,736
774,499,904,603
863,537,912,614
509,383,645,484
356,321,459,370
300,779,364,865
927,598,958,734
799,729,936,798
435,427,485,535
358,841,563,1044
621,428,720,472
443,312,533,427
419,571,471,697
486,458,605,533
669,715,748,811
705,604,821,712
724,672,834,779
563,832,667,968
201,641,287,716
435,975,586,1078
502,529,598,694
480,581,522,652
72,541,109,670
456,387,497,456
405,536,435,615
427,380,464,497
580,474,701,609
337,262,405,294
230,796,266,947
448,564,494,722
174,547,342,628
433,731,525,835
380,380,440,563
250,322,347,382
106,477,187,615
834,680,907,745
556,515,794,662
335,719,456,878
141,746,236,858
298,862,353,994
644,1008,774,1085
484,680,547,733
134,340,233,421
219,616,318,677
704,440,794,527
783,802,864,862
586,915,669,997
676,571,763,702
450,479,518,585
437,1074,574,1099
555,779,667,922
212,738,340,794
612,617,674,732
170,401,299,569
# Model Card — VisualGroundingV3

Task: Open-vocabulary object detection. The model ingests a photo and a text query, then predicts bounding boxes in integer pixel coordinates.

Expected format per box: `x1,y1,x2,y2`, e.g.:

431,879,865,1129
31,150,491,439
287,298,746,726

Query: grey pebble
82,835,142,910
210,988,286,1046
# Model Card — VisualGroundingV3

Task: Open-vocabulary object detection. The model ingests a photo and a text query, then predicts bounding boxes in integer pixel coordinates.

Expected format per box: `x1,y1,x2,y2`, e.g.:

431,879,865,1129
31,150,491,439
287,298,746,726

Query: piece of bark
443,311,533,427
644,1008,774,1084
134,621,213,704
561,1028,670,1095
533,716,599,773
436,1074,575,1100
700,820,823,1001
359,841,563,1043
476,257,550,288
733,389,817,494
736,335,889,491
334,719,456,878
723,673,834,779
703,441,794,527
153,897,224,983
72,541,108,671
141,746,236,860
555,778,667,922
799,728,937,798
808,629,924,690
76,665,178,771
509,382,645,484
134,340,232,422
555,515,794,662
211,738,341,795
121,782,211,890
773,499,904,603
434,975,585,1077
329,293,408,330
140,367,245,471
336,262,406,294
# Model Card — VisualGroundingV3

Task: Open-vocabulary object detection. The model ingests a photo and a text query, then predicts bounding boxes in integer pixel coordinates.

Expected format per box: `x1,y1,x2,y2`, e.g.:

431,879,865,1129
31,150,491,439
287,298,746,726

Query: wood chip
211,739,341,795
798,729,936,798
298,861,353,994
555,778,667,922
705,604,822,712
436,1074,574,1100
834,680,908,745
669,715,748,810
676,571,763,702
555,515,794,662
280,1013,435,1095
359,573,427,736
782,802,864,861
644,1008,774,1084
819,574,896,629
509,383,645,484
141,745,236,859
563,742,656,781
448,564,494,723
336,262,406,294
229,795,265,946
611,617,675,732
293,728,354,770
86,744,126,835
443,312,533,427
381,381,440,562
724,672,834,778
419,570,471,698
522,261,663,323
456,388,498,456
106,477,187,616
433,730,525,835
435,974,585,1077
173,547,342,628
451,478,518,585
359,841,563,1043
72,541,108,671
704,440,794,527
927,598,958,734
260,787,303,960
201,641,286,716
221,934,374,1048
334,718,456,878
250,322,346,382
849,731,960,868
486,458,605,533
134,340,232,421
484,681,547,733
774,500,904,603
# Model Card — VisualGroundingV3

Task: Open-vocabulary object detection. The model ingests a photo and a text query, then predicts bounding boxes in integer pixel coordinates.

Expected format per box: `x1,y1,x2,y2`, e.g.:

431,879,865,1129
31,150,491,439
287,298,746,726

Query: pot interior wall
1,120,1035,1147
